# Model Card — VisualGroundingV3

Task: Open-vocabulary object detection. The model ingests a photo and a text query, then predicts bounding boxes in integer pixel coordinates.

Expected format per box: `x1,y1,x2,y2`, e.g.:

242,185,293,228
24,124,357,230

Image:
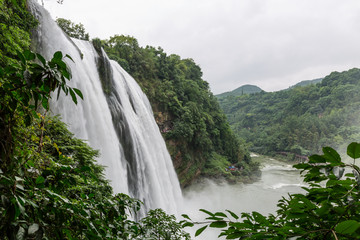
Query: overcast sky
42,0,360,94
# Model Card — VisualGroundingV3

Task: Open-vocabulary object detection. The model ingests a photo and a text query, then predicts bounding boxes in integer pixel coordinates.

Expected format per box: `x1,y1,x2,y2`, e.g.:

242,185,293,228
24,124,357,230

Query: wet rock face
153,110,203,188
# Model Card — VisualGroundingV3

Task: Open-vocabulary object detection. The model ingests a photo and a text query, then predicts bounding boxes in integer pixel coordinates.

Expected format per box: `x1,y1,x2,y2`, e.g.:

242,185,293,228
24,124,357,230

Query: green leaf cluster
0,49,83,164
186,143,360,239
56,18,89,40
0,0,37,67
139,209,191,240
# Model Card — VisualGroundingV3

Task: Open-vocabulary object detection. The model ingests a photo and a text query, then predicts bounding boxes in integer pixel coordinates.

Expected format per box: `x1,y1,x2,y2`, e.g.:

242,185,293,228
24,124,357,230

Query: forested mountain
216,84,263,99
218,69,360,157
288,78,323,89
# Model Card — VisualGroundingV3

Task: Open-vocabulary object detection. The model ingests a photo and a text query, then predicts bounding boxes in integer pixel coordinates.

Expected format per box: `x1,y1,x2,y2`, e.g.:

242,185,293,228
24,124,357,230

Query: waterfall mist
29,0,182,216
183,158,305,239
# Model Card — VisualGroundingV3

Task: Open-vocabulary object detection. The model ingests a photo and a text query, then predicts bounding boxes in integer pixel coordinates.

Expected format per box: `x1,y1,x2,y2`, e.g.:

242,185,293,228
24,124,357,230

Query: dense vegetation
95,35,259,186
218,69,360,158
56,18,89,40
185,143,360,239
288,78,323,89
0,0,37,67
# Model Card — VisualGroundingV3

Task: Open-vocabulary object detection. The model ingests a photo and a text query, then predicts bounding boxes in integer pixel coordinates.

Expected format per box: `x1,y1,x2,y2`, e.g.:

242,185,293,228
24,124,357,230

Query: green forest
218,69,360,158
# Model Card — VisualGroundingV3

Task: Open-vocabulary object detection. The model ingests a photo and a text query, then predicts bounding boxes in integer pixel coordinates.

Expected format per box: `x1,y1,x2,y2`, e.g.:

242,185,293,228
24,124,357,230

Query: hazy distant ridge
217,78,323,98
216,84,263,98
288,78,323,89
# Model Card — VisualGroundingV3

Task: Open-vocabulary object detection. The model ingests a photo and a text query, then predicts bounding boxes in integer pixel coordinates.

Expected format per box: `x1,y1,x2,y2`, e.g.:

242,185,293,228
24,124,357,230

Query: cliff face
154,110,204,187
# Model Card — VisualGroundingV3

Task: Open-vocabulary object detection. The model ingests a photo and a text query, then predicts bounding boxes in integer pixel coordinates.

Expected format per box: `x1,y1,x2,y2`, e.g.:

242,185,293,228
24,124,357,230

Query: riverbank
251,152,303,165
198,153,261,186
191,152,302,188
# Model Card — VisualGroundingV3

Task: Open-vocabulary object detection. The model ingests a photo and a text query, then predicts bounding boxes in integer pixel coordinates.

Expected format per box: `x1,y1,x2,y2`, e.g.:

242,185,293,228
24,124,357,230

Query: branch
37,110,48,152
8,83,27,92
331,229,339,240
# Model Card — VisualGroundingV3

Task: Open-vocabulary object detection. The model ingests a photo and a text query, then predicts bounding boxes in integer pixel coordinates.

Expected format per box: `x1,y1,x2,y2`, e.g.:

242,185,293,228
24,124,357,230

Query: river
183,156,306,239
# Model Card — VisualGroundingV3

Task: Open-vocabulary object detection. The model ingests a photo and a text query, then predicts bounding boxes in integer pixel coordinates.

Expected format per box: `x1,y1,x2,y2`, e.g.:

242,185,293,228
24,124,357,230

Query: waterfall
29,1,183,216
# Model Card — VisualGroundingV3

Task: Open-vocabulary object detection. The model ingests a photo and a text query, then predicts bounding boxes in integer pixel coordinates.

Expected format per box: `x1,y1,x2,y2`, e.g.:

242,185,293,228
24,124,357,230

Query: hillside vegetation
288,78,323,89
218,68,360,157
216,84,263,99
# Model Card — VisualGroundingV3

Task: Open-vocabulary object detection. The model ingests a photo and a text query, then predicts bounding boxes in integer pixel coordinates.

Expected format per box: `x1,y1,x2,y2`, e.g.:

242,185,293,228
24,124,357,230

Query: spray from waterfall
29,0,183,216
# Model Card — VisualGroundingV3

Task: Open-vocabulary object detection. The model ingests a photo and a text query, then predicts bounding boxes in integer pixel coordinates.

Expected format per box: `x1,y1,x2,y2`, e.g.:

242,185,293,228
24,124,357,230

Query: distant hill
289,78,323,89
216,84,263,98
218,68,360,156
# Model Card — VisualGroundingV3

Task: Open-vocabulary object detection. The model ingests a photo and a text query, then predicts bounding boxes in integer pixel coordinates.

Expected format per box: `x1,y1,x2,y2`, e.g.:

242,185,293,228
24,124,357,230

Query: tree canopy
56,18,89,40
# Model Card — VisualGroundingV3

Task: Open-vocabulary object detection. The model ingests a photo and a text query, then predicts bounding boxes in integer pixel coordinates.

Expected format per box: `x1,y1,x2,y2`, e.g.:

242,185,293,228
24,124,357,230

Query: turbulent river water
183,156,305,239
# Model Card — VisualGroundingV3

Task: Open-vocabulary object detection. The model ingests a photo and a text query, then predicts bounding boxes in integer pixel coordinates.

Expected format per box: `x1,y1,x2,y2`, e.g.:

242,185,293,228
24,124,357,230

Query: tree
137,209,191,240
56,18,89,40
184,142,360,239
0,49,83,168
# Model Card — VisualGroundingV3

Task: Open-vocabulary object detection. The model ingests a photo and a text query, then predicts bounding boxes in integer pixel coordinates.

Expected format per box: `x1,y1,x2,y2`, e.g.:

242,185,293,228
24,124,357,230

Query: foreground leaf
210,221,227,228
347,142,360,159
28,223,39,235
195,225,207,236
335,220,360,235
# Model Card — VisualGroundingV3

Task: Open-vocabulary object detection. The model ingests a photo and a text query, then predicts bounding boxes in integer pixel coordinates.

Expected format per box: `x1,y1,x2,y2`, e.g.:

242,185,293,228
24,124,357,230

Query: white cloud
43,0,360,93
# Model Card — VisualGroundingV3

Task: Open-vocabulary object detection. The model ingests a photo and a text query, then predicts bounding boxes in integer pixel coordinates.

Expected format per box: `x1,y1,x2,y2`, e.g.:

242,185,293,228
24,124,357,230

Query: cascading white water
29,1,182,216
